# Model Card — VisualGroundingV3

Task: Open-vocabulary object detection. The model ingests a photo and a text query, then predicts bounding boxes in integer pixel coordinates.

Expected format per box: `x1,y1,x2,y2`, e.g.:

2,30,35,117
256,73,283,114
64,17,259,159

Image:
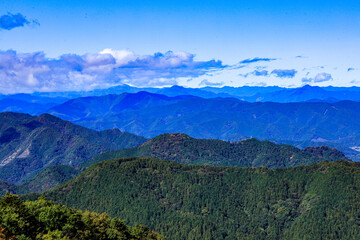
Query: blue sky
0,0,359,93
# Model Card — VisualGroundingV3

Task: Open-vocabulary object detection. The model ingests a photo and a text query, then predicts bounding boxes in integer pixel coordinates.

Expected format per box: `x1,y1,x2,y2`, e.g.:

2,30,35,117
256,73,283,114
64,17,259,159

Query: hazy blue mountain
0,94,69,115
47,91,197,122
201,85,283,97
0,98,53,115
153,85,234,98
246,85,360,102
45,92,360,152
26,85,360,103
0,112,147,183
34,84,233,99
0,93,68,104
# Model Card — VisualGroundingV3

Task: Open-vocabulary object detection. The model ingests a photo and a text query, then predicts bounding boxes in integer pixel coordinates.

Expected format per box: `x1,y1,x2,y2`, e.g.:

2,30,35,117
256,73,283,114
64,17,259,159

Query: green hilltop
83,133,348,169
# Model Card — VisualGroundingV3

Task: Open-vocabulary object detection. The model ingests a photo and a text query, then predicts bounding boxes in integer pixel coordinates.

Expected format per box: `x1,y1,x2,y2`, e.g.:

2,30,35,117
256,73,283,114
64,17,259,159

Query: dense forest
34,157,360,239
83,133,348,168
0,193,164,240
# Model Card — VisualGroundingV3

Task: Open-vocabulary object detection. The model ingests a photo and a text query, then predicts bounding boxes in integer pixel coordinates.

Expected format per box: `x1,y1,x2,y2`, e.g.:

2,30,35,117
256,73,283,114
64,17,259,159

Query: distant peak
301,84,321,89
170,85,186,89
151,133,192,142
131,91,156,96
36,113,63,124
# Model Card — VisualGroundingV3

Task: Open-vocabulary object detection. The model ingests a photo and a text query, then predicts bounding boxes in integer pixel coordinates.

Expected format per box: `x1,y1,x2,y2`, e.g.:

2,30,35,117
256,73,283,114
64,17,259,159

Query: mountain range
2,84,360,105
0,112,146,183
44,92,360,154
1,130,347,196
245,85,360,102
2,89,360,162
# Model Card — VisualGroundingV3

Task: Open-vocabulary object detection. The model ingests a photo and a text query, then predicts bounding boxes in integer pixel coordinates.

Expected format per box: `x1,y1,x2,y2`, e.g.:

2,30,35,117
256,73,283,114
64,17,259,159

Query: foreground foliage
0,193,164,240
38,157,360,239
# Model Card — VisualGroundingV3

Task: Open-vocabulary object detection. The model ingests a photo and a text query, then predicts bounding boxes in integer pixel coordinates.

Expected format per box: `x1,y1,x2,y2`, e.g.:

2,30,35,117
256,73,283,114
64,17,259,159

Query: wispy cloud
271,69,297,78
252,70,269,76
0,13,38,30
239,57,276,64
239,70,269,78
302,72,333,83
199,79,224,86
245,81,267,87
0,49,225,93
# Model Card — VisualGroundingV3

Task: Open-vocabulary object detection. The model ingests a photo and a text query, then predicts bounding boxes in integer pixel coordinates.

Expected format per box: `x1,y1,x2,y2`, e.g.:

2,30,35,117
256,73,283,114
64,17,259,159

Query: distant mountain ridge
30,84,360,102
245,84,360,102
0,112,147,183
0,94,69,115
44,92,360,152
83,133,348,168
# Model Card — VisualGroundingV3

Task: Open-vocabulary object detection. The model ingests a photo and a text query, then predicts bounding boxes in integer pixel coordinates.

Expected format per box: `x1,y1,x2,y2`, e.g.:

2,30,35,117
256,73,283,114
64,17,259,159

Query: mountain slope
18,165,80,193
83,133,348,168
0,180,17,196
0,112,147,183
0,165,80,196
40,157,360,239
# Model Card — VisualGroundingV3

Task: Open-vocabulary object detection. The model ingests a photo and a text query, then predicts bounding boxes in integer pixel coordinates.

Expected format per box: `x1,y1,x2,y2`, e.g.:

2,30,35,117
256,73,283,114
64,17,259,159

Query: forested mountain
0,112,146,183
45,94,360,158
0,193,164,240
36,157,360,239
83,133,348,168
275,139,360,162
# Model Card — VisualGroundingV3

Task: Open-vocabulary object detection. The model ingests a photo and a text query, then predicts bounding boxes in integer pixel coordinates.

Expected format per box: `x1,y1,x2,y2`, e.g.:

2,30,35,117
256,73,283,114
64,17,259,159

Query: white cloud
0,49,224,93
314,73,333,82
